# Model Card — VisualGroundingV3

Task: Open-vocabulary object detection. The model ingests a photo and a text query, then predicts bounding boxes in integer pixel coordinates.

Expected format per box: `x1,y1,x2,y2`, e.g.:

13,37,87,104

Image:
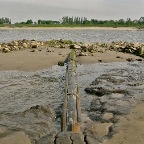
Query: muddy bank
83,62,144,143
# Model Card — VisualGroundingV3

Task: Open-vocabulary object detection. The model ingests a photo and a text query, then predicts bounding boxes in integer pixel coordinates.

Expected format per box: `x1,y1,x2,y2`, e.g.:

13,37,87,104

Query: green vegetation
0,16,144,28
0,17,11,24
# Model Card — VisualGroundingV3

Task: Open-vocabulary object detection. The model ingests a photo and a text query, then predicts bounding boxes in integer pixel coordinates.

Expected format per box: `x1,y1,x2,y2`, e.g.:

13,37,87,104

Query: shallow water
0,29,144,43
0,62,144,114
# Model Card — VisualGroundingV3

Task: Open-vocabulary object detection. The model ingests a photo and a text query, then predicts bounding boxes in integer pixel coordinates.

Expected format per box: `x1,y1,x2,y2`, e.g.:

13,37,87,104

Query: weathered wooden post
62,49,81,133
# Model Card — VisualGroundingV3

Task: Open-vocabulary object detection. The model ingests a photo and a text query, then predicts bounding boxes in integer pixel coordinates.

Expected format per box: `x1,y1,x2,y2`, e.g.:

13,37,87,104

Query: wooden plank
61,49,81,132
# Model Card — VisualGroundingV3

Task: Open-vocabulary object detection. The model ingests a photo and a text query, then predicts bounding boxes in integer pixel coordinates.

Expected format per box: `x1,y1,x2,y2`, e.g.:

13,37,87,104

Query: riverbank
0,26,138,31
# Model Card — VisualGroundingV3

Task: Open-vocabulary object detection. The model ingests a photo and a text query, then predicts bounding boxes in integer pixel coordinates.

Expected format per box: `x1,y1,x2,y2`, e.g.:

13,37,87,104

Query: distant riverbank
0,26,138,31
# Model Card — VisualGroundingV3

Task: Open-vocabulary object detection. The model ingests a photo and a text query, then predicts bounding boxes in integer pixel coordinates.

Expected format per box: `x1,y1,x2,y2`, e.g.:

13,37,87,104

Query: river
0,28,144,43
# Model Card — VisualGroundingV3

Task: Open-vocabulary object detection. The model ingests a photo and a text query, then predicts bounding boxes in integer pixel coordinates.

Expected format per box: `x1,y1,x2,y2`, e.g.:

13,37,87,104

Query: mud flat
0,40,144,144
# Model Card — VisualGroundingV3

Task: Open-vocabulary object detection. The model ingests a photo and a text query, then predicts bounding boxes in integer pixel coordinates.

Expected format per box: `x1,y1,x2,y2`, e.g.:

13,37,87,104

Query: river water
0,29,144,43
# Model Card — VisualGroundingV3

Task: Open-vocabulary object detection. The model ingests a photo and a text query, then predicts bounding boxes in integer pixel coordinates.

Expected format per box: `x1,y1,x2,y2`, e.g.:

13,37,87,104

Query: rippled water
0,29,144,43
0,62,144,114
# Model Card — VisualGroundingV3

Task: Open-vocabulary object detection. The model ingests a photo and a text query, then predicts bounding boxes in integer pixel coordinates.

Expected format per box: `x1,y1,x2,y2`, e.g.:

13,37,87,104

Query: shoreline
0,26,137,31
0,39,143,71
0,48,143,72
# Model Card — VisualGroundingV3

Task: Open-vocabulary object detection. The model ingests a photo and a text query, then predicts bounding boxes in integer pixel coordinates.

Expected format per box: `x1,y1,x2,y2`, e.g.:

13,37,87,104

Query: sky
0,0,143,23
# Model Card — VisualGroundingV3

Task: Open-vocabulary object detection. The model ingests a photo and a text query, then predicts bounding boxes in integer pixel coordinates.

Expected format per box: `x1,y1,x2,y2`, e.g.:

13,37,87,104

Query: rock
31,42,38,48
85,87,110,96
70,44,81,49
2,48,10,53
98,49,104,53
0,44,2,51
30,49,36,52
13,46,19,51
58,61,64,66
102,113,114,122
23,43,28,48
55,132,85,144
139,46,144,55
126,58,134,62
136,58,143,61
116,56,121,58
98,60,102,62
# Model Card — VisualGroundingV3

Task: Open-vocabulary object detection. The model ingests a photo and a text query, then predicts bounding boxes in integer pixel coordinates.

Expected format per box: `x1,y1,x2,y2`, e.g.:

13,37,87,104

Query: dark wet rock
136,58,143,61
58,61,64,66
126,58,134,62
116,56,121,58
85,87,110,96
31,44,38,48
98,60,102,62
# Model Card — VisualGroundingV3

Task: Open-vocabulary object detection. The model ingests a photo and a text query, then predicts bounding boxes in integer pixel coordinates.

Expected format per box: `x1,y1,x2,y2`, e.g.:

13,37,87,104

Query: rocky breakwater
0,39,144,59
108,41,144,58
70,41,144,59
0,39,46,53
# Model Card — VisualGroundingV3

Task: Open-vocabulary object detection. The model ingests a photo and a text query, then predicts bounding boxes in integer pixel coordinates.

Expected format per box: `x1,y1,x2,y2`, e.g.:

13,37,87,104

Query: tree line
61,16,144,26
0,17,11,24
0,16,144,27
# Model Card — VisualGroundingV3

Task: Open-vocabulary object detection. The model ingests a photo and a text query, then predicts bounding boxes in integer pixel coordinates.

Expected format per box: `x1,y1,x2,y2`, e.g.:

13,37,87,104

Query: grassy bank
0,24,144,28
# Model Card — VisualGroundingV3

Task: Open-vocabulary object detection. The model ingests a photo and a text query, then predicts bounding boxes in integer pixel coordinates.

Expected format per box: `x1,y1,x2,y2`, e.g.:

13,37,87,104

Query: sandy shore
0,47,142,71
0,26,137,31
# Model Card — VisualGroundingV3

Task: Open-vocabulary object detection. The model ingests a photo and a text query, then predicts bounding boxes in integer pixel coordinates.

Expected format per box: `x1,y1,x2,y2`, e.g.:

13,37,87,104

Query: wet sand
104,103,144,144
0,48,144,144
0,47,142,71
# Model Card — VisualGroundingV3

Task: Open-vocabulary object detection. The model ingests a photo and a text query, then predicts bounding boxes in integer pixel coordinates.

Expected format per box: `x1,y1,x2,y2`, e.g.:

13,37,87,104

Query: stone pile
108,41,144,57
0,39,46,53
0,39,144,58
